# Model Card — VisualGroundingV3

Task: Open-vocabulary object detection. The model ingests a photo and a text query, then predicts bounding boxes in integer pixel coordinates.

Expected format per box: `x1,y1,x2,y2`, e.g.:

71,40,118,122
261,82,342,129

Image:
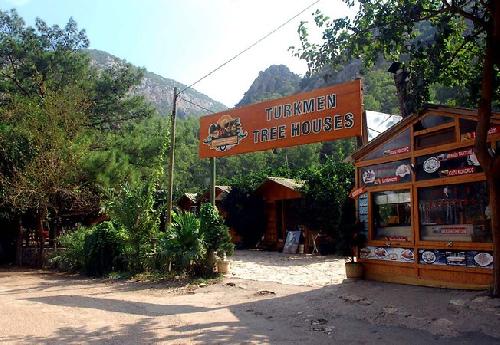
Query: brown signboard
199,80,363,158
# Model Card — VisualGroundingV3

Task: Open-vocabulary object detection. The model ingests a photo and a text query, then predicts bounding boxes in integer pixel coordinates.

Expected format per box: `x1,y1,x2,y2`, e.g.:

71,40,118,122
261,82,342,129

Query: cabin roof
264,177,305,191
351,104,500,161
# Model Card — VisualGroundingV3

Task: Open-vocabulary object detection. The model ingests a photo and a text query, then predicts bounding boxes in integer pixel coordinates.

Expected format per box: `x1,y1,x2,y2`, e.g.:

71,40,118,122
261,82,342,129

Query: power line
178,94,216,114
378,113,395,127
368,127,383,134
178,0,321,96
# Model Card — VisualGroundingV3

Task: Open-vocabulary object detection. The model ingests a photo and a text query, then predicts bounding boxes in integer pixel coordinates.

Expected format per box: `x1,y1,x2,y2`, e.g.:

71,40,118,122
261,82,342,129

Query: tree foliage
0,9,158,232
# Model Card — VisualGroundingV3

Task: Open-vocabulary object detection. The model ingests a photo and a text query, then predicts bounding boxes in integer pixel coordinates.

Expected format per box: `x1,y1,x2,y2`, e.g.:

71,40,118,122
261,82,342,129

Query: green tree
294,0,500,295
0,10,157,265
297,158,354,239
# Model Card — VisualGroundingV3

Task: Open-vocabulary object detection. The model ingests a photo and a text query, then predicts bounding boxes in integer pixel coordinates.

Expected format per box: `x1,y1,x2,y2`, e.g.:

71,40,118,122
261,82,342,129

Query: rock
226,282,236,287
449,299,466,306
383,307,398,314
434,318,454,327
311,318,328,325
198,283,207,288
472,296,489,303
256,290,276,296
339,295,366,303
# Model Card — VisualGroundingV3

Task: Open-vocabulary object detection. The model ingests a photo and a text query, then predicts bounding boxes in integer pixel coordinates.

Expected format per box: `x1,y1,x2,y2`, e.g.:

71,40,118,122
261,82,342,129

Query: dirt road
1,251,499,344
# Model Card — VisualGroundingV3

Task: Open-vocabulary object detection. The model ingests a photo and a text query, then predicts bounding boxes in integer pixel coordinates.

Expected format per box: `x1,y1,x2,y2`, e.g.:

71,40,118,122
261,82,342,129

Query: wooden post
166,87,178,228
210,157,216,207
16,217,23,266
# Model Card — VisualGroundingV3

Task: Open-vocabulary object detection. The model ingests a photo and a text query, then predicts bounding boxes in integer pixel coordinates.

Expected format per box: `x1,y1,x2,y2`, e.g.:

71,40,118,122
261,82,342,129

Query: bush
157,211,205,272
51,221,126,276
109,182,159,272
83,221,127,277
200,203,234,257
50,226,91,271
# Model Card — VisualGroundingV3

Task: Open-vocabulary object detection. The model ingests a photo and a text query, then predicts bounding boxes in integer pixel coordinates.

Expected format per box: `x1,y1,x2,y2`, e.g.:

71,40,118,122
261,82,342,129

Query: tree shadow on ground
0,319,161,345
24,295,214,317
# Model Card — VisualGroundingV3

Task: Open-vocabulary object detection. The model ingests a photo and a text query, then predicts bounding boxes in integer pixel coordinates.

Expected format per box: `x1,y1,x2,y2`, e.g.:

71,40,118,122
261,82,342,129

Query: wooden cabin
351,105,500,289
177,193,199,213
256,177,309,251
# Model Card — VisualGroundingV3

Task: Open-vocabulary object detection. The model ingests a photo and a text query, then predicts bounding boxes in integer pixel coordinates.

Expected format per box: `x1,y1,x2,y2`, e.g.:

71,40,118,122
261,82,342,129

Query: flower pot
217,260,230,274
345,262,364,279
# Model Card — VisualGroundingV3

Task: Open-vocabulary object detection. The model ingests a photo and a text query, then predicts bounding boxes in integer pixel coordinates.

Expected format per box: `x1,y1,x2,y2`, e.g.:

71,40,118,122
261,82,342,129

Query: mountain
86,49,227,118
236,62,401,138
236,65,301,107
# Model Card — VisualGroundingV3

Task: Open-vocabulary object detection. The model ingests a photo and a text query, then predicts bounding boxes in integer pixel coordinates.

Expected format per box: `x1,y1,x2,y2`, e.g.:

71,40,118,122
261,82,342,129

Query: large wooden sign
199,79,362,158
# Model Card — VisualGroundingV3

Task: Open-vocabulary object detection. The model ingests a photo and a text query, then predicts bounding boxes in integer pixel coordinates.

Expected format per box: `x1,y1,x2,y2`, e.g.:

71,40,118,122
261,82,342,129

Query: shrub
157,211,205,272
199,203,234,256
109,182,159,272
50,226,91,271
83,221,127,277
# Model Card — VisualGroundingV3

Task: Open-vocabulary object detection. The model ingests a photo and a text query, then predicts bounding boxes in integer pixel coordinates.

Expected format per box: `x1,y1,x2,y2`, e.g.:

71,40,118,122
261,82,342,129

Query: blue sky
0,0,353,107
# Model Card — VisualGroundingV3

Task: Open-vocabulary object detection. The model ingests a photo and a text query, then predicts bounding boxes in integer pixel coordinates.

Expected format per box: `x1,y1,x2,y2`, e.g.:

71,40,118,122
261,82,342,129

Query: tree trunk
15,217,23,266
36,210,46,268
474,5,500,296
490,177,500,296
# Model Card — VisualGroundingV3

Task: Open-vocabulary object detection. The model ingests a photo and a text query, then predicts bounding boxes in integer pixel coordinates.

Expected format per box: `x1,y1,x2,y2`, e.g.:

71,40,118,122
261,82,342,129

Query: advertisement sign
199,80,362,158
360,246,415,263
416,147,481,180
357,193,368,237
418,249,493,269
350,186,366,199
360,159,412,186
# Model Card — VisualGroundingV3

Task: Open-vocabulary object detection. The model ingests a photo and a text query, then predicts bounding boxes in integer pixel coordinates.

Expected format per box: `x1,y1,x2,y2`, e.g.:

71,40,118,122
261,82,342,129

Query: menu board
360,159,412,186
415,147,482,180
358,193,368,237
360,246,415,263
418,249,493,269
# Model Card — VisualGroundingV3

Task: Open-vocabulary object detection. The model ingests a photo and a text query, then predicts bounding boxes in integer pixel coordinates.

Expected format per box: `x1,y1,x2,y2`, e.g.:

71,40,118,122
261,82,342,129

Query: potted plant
337,222,366,279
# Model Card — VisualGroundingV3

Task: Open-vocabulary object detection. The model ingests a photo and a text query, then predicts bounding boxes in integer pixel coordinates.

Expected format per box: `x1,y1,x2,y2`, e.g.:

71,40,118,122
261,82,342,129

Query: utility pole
166,87,178,227
210,157,216,207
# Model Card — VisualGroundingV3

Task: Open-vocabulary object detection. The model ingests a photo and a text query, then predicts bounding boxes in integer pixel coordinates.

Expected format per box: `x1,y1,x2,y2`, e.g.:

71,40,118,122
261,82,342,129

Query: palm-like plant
158,211,205,271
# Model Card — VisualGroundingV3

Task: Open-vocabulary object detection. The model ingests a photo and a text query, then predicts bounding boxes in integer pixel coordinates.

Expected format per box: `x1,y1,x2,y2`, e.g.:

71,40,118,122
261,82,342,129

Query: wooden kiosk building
352,105,499,289
256,177,306,251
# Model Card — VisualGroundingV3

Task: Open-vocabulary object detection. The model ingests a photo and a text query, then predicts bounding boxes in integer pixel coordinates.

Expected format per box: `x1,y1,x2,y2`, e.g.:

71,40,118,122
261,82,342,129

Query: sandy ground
0,250,500,344
229,250,346,286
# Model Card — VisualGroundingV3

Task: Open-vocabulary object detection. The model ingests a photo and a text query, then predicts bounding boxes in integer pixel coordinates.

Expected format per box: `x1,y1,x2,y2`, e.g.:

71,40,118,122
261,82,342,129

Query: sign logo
203,114,248,152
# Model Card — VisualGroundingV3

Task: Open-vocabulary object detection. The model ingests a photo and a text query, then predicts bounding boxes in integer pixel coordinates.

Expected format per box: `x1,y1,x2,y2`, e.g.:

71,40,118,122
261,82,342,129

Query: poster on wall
360,246,415,262
416,147,482,180
418,249,493,269
199,80,362,158
360,159,412,186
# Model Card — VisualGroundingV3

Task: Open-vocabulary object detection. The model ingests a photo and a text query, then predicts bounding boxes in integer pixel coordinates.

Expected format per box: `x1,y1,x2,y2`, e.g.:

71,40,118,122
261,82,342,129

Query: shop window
363,129,411,160
414,127,455,150
418,182,492,243
459,119,477,141
414,115,454,131
372,190,412,241
360,159,412,187
415,147,482,180
460,118,500,141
